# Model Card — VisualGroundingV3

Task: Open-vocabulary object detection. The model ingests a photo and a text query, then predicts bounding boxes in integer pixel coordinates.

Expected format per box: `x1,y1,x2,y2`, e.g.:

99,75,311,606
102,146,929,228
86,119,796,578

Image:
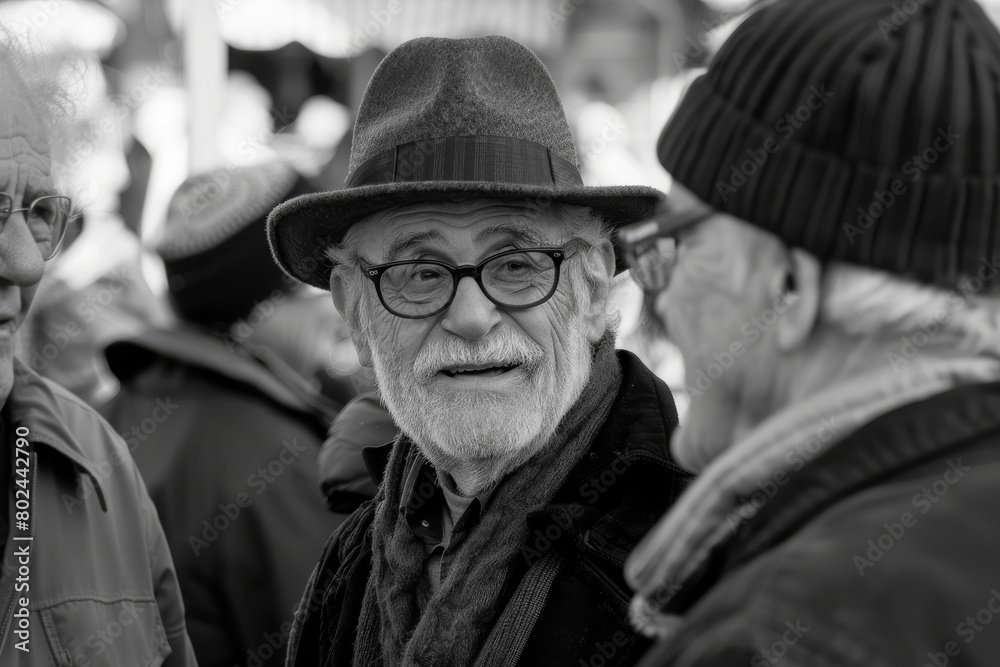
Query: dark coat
287,351,691,667
101,327,347,667
639,381,1000,667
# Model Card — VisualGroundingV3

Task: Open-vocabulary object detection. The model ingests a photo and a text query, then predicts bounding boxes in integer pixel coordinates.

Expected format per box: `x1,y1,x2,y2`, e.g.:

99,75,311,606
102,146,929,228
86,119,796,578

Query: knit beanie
156,161,309,326
658,0,1000,291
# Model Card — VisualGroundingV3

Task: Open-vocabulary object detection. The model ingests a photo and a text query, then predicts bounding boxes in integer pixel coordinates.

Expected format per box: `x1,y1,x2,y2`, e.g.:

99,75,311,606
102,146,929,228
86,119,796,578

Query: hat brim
267,180,665,289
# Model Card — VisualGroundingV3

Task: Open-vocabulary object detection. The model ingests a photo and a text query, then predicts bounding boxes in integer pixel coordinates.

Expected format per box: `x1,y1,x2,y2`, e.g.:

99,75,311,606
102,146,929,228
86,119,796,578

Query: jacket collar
629,355,1000,620
661,378,1000,615
7,359,109,511
563,350,683,486
731,379,1000,567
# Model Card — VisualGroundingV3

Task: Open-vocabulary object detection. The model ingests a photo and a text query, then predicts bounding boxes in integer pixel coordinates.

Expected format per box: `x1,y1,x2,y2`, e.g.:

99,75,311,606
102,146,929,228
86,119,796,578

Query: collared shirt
399,454,496,594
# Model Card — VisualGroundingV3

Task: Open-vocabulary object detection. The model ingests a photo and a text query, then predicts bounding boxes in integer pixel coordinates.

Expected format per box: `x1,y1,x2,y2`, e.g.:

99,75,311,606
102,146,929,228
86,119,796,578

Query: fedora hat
267,35,664,289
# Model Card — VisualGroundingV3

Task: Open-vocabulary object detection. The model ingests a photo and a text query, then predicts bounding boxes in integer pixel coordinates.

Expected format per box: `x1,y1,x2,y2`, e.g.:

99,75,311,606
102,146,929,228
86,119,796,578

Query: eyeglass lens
0,193,73,260
378,250,558,317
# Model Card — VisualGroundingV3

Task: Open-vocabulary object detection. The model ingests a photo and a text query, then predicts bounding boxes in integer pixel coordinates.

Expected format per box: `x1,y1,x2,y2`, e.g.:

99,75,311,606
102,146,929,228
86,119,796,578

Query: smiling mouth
440,364,519,378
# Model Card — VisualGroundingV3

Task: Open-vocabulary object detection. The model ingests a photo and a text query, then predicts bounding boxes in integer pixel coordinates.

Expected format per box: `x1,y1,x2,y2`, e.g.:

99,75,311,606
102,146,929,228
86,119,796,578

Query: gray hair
820,260,1000,358
0,26,77,182
326,199,619,337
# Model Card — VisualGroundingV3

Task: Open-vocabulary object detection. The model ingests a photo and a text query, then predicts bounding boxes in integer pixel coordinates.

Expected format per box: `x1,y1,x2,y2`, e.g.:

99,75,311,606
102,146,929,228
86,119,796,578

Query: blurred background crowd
7,0,776,419
10,1,1000,665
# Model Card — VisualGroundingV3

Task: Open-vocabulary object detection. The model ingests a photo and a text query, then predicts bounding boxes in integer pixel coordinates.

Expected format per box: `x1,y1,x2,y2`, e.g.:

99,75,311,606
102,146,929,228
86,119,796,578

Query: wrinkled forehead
0,75,51,169
349,199,570,261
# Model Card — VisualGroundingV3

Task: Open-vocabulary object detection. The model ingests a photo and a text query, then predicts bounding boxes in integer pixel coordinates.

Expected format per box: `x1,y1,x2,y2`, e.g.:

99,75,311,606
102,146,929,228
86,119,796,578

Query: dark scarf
353,336,622,666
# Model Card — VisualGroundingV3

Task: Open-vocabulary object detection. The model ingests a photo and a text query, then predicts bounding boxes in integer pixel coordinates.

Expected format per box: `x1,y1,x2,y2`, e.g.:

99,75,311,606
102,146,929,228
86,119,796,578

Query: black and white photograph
0,0,999,665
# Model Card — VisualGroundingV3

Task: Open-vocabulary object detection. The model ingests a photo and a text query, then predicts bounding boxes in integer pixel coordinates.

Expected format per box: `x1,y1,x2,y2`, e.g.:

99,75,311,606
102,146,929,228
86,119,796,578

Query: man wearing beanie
623,0,1000,664
268,35,691,666
100,161,349,667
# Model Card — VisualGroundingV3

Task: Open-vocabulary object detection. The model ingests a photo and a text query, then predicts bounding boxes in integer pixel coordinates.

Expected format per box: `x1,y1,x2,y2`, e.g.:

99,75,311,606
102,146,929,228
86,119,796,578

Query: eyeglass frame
361,246,573,319
618,205,714,294
0,193,75,261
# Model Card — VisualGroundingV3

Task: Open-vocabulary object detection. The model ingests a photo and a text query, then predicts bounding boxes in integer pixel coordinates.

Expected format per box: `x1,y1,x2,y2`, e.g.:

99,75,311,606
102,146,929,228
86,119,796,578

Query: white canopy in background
164,0,567,58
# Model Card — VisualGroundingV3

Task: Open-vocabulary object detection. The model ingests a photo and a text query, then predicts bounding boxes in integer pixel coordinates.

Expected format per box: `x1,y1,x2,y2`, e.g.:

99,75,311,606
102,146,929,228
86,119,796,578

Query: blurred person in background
0,30,195,666
268,35,692,666
317,387,395,514
17,38,173,409
623,0,1000,664
100,161,351,667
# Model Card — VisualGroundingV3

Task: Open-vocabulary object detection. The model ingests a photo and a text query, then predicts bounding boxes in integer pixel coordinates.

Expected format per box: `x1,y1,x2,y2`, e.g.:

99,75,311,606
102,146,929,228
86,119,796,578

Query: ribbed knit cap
156,162,304,325
658,0,1000,291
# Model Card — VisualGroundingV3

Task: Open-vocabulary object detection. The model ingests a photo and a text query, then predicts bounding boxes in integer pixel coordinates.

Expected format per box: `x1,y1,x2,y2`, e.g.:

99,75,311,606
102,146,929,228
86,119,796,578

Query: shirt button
421,520,430,527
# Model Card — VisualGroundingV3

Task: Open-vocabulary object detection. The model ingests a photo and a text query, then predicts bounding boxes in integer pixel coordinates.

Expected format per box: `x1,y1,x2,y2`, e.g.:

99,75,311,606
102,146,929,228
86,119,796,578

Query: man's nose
0,214,45,287
440,276,501,340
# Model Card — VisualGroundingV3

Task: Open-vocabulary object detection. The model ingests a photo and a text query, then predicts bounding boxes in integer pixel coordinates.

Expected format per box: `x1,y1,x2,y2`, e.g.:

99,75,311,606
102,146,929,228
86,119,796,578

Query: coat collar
7,359,109,511
731,379,1000,566
663,379,1000,615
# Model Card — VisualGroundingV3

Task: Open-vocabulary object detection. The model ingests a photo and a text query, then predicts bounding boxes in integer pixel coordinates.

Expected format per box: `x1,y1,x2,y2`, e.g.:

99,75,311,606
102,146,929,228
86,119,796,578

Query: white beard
371,318,594,471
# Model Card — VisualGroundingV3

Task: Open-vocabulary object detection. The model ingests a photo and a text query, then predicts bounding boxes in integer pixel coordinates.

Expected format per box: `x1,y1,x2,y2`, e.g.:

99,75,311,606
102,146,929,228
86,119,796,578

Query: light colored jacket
0,358,196,666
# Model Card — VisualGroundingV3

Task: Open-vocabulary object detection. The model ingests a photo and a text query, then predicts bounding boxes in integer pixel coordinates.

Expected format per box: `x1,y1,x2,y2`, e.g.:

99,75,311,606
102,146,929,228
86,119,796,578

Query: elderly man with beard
267,36,690,666
623,0,1000,665
0,34,195,666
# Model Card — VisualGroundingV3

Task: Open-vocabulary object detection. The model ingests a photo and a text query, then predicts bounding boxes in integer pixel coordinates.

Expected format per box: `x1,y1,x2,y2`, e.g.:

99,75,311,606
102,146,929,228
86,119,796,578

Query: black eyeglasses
0,193,74,261
618,206,713,293
362,247,571,319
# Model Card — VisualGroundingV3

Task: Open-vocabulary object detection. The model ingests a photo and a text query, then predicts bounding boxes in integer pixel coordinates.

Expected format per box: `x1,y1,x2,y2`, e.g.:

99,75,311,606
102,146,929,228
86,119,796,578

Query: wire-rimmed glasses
0,193,74,261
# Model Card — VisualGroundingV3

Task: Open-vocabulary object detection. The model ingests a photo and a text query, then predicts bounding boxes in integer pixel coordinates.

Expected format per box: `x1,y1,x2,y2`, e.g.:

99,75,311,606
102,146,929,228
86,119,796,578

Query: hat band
346,135,583,188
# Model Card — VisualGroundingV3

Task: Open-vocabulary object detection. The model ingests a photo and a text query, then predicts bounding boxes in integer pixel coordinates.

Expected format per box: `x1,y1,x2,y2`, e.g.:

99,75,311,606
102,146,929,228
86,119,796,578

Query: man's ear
583,238,617,343
774,248,821,351
330,274,373,367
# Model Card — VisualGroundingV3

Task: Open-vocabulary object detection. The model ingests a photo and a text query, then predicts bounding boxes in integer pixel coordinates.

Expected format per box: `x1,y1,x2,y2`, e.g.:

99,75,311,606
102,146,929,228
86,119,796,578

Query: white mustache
413,330,545,383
